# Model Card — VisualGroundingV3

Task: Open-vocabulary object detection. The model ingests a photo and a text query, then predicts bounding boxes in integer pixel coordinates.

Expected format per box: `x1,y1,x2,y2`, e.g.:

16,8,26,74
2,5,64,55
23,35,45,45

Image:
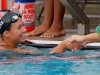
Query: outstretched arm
80,33,99,43
49,33,99,54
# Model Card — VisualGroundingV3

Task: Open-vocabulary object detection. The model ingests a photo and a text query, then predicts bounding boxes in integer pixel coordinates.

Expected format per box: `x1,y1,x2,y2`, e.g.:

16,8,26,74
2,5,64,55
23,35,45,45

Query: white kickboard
31,40,62,44
86,43,100,46
31,40,100,46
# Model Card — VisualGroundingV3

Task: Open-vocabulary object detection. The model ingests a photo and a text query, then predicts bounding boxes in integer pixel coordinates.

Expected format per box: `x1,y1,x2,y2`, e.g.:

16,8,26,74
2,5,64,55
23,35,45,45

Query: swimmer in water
0,10,40,54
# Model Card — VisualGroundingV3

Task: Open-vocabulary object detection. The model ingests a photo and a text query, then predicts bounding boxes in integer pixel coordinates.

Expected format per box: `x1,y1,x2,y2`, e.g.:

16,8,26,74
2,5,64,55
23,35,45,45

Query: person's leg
40,0,66,38
26,0,54,36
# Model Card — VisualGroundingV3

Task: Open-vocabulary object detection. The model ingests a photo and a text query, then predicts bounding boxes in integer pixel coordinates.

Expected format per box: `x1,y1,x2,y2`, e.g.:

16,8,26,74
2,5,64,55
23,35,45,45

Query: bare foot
25,24,51,36
40,26,66,38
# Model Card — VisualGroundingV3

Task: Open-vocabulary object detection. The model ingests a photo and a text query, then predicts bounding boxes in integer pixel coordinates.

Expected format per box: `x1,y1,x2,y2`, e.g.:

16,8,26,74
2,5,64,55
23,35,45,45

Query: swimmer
0,10,41,54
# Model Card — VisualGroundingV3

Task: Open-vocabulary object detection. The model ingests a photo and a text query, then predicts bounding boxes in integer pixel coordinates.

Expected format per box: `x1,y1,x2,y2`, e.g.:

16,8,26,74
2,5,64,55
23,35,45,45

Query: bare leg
40,0,66,38
26,0,54,36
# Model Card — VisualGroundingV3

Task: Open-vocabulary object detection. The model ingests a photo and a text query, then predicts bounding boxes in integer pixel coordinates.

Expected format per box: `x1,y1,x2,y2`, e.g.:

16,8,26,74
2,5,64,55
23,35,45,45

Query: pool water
0,46,100,75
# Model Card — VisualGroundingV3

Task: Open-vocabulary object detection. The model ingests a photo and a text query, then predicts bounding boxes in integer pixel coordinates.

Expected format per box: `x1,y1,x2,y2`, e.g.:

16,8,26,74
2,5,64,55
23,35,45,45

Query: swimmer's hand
67,35,87,51
49,35,87,54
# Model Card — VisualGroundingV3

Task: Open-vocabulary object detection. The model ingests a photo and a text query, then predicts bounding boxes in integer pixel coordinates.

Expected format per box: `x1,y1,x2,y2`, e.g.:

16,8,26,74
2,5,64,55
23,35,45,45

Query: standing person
26,0,66,38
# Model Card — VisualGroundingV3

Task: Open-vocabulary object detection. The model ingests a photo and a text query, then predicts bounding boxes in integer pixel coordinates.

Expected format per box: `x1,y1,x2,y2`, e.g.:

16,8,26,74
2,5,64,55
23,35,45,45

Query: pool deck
27,29,96,42
27,32,70,41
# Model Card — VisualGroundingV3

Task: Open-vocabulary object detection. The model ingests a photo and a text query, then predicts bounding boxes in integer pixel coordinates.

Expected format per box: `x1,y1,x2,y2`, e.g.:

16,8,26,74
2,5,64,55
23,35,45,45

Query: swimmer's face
6,18,26,44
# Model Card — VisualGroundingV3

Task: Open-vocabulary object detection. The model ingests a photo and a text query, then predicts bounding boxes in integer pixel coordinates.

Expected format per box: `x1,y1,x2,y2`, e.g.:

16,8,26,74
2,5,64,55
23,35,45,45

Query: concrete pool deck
27,28,96,42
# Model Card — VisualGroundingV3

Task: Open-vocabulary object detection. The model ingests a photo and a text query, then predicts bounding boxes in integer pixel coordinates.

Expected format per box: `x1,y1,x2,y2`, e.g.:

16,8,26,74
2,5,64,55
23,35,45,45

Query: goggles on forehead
11,12,22,22
0,10,22,34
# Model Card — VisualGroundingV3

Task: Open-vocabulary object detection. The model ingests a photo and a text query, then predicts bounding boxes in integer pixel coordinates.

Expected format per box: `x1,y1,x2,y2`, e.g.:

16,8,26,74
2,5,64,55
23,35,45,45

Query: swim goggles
96,24,100,38
11,12,22,22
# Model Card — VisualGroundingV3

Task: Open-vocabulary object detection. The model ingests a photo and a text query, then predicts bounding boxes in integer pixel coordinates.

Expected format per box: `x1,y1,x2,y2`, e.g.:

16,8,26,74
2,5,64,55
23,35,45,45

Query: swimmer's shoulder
0,46,8,51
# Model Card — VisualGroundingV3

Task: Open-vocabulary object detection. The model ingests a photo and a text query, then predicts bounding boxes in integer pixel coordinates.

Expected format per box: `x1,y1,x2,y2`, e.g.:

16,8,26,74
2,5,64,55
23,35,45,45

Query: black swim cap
0,10,22,34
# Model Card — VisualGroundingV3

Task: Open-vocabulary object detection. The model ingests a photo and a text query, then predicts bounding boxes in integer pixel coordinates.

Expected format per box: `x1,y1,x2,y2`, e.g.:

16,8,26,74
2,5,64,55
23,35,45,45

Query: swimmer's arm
13,48,42,55
49,33,100,54
0,46,28,53
82,33,100,43
0,45,40,55
49,42,69,54
12,48,34,54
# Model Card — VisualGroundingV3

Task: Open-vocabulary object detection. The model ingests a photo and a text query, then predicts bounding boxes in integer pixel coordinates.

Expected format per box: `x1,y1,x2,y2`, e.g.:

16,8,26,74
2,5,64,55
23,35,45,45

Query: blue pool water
0,46,100,75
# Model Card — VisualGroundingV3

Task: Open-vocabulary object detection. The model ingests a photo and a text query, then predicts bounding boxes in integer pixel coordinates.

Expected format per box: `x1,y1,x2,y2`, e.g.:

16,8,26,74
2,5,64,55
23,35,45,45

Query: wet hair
0,10,22,36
